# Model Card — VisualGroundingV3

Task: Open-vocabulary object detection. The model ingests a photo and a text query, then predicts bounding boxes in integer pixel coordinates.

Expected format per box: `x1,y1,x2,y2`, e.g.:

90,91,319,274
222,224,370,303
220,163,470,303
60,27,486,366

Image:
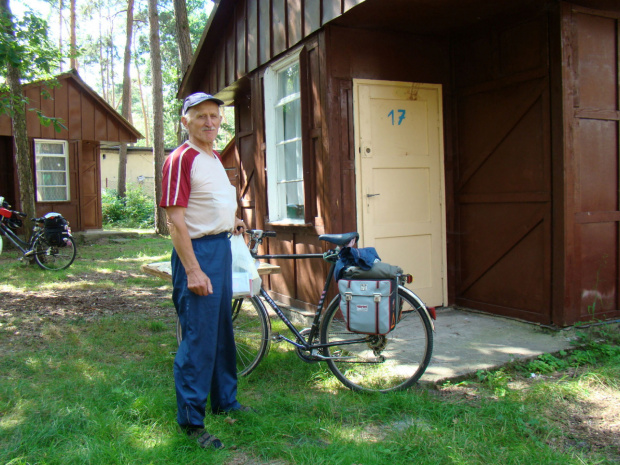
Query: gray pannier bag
338,277,400,335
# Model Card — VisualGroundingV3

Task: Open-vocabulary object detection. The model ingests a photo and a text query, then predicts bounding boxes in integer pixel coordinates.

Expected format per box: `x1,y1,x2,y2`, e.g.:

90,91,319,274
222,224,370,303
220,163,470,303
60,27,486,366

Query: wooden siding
561,5,620,324
453,13,553,324
184,0,364,97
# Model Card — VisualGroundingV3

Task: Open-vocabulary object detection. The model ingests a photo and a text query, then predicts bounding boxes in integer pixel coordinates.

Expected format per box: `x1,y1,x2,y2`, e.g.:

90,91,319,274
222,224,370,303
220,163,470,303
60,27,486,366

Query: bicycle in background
0,196,77,271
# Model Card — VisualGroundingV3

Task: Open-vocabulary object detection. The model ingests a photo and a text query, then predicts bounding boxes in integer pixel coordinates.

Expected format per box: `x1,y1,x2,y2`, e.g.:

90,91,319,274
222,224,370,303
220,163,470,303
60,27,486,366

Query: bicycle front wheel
320,287,433,392
33,235,77,271
176,295,271,377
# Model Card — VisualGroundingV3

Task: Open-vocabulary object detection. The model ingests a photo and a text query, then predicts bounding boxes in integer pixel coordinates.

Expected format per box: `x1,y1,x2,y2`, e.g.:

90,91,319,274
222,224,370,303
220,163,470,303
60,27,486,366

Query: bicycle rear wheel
33,235,77,271
176,295,271,377
320,287,433,392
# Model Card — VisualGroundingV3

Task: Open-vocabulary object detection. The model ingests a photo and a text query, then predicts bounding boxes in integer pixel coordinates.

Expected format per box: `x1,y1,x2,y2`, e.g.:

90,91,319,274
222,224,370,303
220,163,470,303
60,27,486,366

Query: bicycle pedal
272,333,284,343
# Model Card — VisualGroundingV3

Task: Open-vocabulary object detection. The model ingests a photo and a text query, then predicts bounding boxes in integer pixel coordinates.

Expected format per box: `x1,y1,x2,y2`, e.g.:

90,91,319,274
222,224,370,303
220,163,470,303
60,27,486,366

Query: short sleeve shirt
160,141,237,238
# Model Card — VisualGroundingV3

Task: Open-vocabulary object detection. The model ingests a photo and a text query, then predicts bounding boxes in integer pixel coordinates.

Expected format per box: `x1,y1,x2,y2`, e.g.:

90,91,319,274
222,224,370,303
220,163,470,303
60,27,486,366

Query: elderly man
160,92,250,449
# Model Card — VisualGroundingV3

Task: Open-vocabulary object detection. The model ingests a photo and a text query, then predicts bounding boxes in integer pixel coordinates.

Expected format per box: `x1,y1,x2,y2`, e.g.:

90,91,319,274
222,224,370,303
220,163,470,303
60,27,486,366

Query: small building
0,70,143,231
179,0,620,326
100,145,171,196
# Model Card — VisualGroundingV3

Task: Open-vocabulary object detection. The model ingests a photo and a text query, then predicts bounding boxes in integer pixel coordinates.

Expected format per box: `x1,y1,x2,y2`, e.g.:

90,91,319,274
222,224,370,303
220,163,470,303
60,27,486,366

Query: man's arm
165,206,213,296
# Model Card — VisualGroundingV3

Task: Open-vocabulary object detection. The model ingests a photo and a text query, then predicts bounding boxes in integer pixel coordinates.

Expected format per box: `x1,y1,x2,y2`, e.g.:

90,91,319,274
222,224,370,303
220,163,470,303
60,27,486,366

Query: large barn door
353,80,447,307
78,141,101,230
453,15,552,323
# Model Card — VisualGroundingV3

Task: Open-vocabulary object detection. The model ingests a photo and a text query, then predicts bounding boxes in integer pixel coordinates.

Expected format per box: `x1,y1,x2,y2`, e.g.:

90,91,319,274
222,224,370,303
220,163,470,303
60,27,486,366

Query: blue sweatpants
171,232,241,428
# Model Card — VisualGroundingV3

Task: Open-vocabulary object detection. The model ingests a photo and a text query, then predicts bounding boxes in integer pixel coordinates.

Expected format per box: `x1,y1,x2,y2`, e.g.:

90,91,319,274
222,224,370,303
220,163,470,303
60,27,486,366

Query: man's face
182,100,221,147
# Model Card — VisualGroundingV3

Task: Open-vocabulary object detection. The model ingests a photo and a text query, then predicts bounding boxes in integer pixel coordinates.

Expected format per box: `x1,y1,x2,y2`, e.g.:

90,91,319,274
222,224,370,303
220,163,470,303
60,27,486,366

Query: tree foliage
0,6,64,131
0,8,60,80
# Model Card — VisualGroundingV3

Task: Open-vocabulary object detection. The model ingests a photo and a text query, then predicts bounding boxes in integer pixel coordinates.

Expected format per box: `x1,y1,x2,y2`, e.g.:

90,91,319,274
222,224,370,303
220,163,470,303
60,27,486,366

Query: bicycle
0,196,77,271
177,229,436,393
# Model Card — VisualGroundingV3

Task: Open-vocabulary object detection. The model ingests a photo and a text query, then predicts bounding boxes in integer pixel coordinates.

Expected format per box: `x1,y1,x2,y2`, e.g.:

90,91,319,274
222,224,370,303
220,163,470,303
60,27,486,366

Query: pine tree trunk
117,142,128,196
70,0,77,69
99,12,106,100
173,0,192,146
1,0,36,239
133,45,150,147
58,0,63,72
173,0,192,74
117,0,134,199
148,0,168,235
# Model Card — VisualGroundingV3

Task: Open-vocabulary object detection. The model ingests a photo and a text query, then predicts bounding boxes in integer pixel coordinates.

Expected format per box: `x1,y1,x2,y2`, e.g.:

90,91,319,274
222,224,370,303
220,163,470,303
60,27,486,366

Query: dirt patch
554,381,620,458
0,273,172,348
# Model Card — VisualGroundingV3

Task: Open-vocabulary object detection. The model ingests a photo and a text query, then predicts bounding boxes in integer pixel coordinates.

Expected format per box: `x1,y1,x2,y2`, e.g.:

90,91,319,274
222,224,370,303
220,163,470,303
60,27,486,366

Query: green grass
1,233,619,464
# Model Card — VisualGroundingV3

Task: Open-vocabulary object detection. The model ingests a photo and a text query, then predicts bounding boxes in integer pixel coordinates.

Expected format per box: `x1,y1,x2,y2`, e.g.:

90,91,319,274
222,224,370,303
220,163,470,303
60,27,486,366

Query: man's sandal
196,431,223,449
185,428,224,449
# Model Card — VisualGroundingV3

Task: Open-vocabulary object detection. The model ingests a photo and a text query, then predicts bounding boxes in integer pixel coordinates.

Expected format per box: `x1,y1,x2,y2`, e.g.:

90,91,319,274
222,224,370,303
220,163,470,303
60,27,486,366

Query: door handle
366,193,380,198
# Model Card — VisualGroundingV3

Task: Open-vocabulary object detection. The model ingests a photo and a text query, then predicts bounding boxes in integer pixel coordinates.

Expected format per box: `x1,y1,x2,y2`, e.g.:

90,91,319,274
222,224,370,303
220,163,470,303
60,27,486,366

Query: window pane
278,63,299,99
36,156,66,171
283,99,301,141
38,186,68,201
36,142,64,155
37,171,67,186
281,139,304,220
283,140,302,182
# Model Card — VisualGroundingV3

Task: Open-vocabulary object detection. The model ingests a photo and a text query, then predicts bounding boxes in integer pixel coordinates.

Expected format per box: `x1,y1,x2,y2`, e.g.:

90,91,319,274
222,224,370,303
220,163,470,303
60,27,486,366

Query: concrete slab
280,304,577,385
422,307,577,384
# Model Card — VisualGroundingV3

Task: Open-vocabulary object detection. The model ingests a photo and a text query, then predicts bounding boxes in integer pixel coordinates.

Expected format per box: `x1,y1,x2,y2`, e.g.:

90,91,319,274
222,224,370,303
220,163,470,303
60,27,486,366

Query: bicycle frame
0,221,35,255
251,245,370,358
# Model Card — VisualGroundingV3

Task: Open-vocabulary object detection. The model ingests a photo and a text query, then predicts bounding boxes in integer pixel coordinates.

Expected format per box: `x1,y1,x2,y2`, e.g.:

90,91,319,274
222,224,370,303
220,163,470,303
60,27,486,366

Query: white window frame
264,49,305,224
34,139,70,202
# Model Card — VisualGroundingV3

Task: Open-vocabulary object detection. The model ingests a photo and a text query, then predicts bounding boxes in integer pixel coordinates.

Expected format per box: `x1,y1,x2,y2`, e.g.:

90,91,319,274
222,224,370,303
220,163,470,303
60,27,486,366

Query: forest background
2,0,234,233
10,0,233,149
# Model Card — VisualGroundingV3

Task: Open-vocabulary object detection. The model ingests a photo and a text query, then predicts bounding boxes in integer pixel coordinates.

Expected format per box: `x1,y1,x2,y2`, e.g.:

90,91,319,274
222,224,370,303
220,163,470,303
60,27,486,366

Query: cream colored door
354,80,446,306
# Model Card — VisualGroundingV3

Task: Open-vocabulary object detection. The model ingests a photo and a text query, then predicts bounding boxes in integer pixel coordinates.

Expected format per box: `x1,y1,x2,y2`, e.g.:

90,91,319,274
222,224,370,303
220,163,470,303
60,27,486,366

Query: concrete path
421,307,576,384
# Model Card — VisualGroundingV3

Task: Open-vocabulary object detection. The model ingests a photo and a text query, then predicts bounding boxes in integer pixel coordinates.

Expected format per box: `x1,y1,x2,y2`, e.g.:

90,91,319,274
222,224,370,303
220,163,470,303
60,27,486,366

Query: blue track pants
171,232,241,428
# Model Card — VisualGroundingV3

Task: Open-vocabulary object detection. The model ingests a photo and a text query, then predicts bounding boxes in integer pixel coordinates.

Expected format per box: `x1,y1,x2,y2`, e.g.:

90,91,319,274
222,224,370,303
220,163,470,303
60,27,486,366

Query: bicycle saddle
318,232,359,246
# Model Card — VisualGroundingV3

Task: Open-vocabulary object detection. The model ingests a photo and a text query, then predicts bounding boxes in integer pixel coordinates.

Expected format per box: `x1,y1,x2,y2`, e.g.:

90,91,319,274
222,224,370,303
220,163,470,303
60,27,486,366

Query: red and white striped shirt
160,141,237,238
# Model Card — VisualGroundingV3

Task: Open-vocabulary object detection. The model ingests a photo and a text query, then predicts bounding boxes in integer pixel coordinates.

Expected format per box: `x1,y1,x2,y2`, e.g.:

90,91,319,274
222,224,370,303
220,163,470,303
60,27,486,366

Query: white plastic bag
230,234,261,298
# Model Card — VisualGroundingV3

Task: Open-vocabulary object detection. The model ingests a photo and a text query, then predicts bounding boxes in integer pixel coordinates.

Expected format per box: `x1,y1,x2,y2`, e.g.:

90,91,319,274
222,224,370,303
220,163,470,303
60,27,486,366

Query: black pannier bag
44,214,69,247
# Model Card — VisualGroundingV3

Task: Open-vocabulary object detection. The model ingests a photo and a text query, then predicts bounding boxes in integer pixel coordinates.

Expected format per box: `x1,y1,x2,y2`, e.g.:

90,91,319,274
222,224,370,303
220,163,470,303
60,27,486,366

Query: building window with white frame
264,52,305,223
34,139,70,201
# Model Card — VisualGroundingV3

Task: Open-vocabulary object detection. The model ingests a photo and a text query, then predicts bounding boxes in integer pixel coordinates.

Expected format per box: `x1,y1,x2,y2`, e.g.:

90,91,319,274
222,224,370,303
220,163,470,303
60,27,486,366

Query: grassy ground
0,233,619,464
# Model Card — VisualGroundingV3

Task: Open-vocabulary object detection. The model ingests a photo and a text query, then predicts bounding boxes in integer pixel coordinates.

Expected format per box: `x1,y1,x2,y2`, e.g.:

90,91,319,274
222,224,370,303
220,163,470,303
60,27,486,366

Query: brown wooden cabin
0,70,142,231
178,0,620,326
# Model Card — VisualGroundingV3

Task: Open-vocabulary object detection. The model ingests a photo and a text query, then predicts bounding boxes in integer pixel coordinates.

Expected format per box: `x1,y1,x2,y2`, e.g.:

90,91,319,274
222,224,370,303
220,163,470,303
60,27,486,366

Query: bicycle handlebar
246,229,277,239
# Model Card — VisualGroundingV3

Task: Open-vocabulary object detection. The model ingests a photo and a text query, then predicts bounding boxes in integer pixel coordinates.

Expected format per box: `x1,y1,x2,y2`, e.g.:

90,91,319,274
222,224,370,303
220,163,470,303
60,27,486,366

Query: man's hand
233,217,246,236
186,267,213,296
